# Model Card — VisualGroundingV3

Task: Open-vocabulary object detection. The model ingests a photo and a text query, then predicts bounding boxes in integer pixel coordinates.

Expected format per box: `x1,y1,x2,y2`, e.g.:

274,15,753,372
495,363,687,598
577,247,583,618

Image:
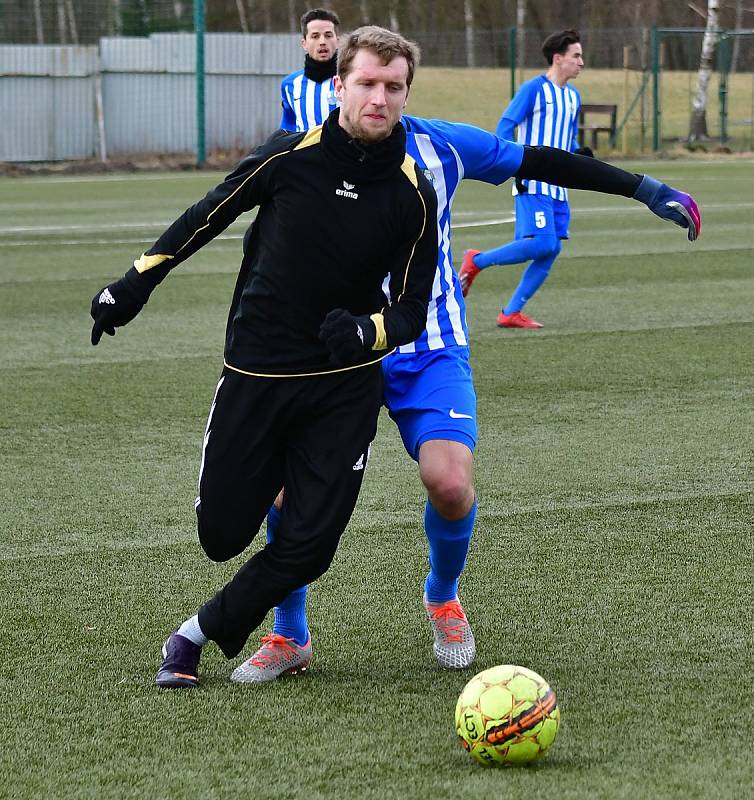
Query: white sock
177,615,208,647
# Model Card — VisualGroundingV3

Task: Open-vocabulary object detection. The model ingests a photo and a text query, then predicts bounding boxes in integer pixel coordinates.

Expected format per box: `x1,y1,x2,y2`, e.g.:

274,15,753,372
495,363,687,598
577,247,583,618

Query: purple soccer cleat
155,631,201,689
633,175,701,242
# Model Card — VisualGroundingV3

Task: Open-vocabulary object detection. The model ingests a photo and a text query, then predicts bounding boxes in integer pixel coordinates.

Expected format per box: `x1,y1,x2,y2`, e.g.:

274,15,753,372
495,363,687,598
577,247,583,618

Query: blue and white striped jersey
496,76,580,201
396,116,524,353
280,70,338,132
273,107,523,353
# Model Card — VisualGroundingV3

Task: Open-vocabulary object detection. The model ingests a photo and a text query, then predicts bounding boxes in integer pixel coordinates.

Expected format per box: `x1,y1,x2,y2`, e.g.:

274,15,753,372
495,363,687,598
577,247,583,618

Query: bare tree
111,0,122,36
464,0,475,67
33,0,45,44
65,0,79,44
359,0,370,25
730,0,744,73
288,0,298,33
56,0,67,43
516,0,525,82
388,0,399,31
262,0,273,32
688,0,720,142
236,0,250,33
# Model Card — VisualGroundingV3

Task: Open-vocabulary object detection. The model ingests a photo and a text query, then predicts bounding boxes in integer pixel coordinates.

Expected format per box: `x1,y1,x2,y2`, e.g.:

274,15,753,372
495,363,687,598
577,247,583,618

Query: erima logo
449,409,473,419
99,288,115,305
422,168,434,185
336,181,359,199
355,323,364,345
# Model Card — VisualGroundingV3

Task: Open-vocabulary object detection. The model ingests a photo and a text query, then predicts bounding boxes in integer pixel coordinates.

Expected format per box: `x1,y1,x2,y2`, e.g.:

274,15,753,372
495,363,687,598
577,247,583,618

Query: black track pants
196,364,382,658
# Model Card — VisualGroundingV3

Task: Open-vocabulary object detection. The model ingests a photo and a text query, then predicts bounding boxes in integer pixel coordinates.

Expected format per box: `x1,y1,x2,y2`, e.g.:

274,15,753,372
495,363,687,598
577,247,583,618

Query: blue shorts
515,193,570,240
382,346,477,461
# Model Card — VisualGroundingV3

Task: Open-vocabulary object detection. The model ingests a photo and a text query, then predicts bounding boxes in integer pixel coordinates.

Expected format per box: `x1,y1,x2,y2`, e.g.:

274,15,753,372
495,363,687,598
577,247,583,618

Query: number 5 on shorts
535,210,547,229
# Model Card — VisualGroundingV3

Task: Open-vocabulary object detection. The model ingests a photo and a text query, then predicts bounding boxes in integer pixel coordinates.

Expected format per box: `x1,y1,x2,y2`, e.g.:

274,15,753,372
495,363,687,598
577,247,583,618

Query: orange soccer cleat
458,250,482,297
496,311,543,329
230,633,312,683
424,595,476,669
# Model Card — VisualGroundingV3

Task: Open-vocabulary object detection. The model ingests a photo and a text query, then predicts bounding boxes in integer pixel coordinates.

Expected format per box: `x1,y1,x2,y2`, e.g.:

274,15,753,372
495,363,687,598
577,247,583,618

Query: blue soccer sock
424,499,477,604
503,249,559,314
266,504,310,646
474,236,553,269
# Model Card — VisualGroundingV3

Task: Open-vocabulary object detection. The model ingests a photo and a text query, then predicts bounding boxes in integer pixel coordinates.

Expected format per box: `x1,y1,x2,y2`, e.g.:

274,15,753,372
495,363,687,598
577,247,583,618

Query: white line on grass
0,235,242,248
451,215,515,229
0,219,250,234
7,172,223,185
1,201,752,247
2,487,750,562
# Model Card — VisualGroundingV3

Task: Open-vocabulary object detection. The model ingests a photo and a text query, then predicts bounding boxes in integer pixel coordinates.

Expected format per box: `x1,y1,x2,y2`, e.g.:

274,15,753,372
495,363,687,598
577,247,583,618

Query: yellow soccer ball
455,665,560,766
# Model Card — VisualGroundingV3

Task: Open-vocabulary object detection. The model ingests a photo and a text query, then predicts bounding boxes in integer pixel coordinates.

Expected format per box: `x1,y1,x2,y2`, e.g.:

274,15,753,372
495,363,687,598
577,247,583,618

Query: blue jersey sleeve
279,74,297,131
402,115,524,186
494,78,538,140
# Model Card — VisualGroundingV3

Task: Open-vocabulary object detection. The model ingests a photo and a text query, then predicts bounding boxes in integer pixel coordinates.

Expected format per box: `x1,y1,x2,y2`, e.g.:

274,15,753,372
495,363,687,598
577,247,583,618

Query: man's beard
349,115,392,144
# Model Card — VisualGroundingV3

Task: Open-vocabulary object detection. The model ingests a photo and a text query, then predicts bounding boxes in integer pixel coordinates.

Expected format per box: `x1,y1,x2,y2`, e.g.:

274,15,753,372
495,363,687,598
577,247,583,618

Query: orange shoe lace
249,634,300,667
428,600,468,643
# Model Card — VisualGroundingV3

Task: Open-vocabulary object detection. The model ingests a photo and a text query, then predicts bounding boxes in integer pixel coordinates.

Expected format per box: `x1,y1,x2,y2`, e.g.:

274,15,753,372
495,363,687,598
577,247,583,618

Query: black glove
318,309,376,366
90,267,152,345
575,146,595,158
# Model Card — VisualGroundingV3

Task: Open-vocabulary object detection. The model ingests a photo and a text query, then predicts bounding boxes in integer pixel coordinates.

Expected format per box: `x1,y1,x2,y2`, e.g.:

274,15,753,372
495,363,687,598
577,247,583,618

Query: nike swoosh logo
449,409,473,419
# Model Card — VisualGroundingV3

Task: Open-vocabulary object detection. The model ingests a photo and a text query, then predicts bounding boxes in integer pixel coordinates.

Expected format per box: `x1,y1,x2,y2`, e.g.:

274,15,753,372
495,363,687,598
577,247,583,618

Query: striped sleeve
280,73,298,131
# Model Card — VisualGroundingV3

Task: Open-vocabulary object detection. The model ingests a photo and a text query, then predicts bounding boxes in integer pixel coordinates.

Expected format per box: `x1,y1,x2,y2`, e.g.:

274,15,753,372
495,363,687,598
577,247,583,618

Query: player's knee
424,471,474,520
529,235,561,261
196,505,250,562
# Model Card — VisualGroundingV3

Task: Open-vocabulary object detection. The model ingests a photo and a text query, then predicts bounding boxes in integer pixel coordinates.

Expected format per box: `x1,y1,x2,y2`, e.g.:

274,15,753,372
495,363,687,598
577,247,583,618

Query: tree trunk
65,0,79,45
236,0,250,33
389,1,399,31
516,0,525,84
688,0,720,142
111,0,121,36
360,0,370,26
262,0,272,33
730,0,743,73
464,0,475,68
33,0,45,44
288,0,297,33
56,0,67,44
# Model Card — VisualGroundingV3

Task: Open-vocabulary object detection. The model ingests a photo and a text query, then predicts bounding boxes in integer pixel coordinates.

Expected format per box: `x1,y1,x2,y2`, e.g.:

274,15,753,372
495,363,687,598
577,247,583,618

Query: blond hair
337,26,421,88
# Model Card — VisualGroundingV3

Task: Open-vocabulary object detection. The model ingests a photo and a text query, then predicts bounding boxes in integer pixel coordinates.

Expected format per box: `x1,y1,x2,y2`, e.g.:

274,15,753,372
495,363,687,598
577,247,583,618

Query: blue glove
633,175,701,242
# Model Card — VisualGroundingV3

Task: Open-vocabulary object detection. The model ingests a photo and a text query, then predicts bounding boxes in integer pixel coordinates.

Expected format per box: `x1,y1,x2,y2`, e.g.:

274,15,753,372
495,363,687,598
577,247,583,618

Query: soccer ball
455,664,560,766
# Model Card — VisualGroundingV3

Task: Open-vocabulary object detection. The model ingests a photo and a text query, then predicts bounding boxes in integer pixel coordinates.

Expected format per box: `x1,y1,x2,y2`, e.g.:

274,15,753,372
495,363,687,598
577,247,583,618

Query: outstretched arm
90,130,296,345
516,146,701,241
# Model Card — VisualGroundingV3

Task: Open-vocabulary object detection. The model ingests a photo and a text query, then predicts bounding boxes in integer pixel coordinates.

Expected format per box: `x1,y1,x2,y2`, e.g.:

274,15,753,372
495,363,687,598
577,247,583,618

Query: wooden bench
578,104,617,151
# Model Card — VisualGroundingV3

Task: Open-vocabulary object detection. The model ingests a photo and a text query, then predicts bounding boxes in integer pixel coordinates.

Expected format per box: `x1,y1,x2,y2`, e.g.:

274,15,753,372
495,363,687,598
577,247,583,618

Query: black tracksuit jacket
127,110,438,376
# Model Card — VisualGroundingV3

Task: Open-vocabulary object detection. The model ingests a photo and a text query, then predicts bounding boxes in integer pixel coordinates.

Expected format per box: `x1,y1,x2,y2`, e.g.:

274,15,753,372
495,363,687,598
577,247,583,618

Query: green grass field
1,160,752,799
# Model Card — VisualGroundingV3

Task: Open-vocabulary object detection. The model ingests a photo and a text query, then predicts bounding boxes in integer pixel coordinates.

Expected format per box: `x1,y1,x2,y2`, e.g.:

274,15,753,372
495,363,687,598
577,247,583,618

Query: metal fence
0,44,99,161
1,32,300,161
3,26,753,162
